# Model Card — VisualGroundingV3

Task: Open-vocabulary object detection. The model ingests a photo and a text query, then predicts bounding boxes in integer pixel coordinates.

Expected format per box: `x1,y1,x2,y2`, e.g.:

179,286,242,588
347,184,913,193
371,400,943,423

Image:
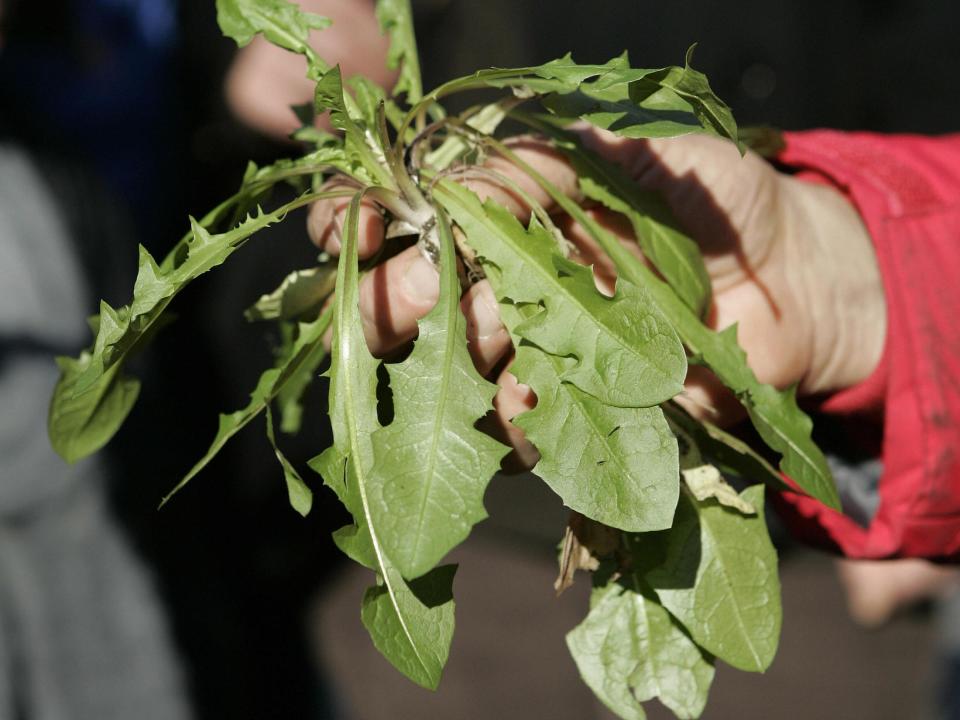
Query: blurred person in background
0,1,193,718
0,1,392,718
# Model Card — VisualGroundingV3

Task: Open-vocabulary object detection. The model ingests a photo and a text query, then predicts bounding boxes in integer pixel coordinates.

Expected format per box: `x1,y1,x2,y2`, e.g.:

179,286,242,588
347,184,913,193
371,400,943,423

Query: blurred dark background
1,1,958,719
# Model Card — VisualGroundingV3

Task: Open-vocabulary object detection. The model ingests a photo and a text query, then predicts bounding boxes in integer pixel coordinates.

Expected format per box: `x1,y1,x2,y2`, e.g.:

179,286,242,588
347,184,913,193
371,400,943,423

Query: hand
306,129,886,465
570,130,886,420
308,141,581,466
225,0,396,140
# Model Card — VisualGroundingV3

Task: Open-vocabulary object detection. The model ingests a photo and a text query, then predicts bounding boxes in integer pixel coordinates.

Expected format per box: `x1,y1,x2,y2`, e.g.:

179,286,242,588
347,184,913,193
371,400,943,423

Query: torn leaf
682,465,756,515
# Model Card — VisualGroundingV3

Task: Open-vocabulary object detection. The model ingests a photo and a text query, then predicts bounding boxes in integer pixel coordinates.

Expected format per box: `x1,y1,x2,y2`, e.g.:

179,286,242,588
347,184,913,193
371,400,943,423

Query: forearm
776,130,960,560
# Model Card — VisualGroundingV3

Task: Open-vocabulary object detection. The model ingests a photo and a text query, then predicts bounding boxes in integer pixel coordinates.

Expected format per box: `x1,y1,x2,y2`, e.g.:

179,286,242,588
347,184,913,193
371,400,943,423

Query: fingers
308,136,580,260
336,246,511,375
308,134,582,260
307,189,385,258
460,281,512,376
478,365,539,473
225,36,315,141
673,365,745,427
355,245,439,356
574,126,743,192
554,206,647,295
456,135,582,222
577,127,779,262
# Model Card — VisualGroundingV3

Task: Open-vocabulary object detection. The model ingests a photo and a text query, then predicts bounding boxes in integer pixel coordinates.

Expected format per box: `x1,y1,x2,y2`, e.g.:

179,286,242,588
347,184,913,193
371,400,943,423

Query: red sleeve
773,130,960,561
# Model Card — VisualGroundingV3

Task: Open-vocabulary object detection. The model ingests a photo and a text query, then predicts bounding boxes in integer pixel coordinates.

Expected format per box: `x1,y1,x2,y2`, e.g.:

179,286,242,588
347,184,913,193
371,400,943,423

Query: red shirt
775,130,960,560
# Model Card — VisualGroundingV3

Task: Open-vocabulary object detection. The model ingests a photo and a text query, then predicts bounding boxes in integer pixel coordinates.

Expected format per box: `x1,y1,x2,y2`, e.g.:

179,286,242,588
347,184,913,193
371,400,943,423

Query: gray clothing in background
0,146,191,720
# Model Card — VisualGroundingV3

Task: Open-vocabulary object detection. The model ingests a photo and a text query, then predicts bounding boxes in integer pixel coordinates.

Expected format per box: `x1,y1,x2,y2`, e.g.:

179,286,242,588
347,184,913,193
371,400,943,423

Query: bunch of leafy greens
47,1,840,717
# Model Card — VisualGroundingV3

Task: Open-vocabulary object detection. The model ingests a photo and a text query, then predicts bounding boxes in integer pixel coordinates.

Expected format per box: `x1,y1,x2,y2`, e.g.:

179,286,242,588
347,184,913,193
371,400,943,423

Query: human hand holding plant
308,128,886,448
47,1,858,716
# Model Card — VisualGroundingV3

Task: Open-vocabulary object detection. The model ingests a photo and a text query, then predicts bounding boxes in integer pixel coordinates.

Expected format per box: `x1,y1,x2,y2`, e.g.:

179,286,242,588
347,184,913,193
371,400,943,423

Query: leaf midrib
441,182,677,392
575,221,835,508
407,287,459,573
748,403,834,504
337,196,431,678
699,506,765,670
536,355,641,513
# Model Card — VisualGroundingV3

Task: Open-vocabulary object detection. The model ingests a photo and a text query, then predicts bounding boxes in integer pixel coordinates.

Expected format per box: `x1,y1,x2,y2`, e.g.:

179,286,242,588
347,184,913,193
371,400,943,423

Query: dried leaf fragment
682,465,756,515
555,513,621,594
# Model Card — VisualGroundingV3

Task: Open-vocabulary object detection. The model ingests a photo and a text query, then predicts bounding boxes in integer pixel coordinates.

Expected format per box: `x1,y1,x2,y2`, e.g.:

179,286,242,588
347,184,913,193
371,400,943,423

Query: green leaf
266,406,313,516
159,307,332,506
121,214,281,386
361,564,456,690
216,0,330,67
424,98,517,171
643,486,781,672
541,89,702,141
401,52,737,147
239,145,366,194
664,403,790,494
523,176,839,509
48,354,140,464
630,46,738,144
50,212,286,463
427,54,637,101
349,76,388,125
682,315,836,508
347,76,415,143
525,53,635,92
538,49,737,144
330,522,378,571
366,211,509,579
308,190,381,519
375,0,422,103
526,125,711,317
315,66,396,188
499,303,678,532
433,180,686,408
308,192,454,689
274,320,329,435
130,247,177,316
245,265,336,322
529,52,733,141
567,580,714,720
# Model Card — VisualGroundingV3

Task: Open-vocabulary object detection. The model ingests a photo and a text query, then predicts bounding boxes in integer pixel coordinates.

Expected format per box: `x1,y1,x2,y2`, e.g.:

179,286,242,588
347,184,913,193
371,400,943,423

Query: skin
225,0,396,140
307,128,887,468
837,558,959,628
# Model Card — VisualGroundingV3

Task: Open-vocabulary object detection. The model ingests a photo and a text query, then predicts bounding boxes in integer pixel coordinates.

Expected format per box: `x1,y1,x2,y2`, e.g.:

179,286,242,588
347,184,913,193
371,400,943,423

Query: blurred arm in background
225,0,396,141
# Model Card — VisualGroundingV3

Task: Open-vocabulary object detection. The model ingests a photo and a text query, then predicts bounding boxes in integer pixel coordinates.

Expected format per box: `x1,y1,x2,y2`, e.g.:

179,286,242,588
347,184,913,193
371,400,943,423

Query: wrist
781,175,887,395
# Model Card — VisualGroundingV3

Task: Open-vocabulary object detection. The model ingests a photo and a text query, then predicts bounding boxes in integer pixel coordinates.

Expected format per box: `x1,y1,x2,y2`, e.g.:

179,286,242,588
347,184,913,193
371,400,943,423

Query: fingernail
402,254,439,305
472,288,504,340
